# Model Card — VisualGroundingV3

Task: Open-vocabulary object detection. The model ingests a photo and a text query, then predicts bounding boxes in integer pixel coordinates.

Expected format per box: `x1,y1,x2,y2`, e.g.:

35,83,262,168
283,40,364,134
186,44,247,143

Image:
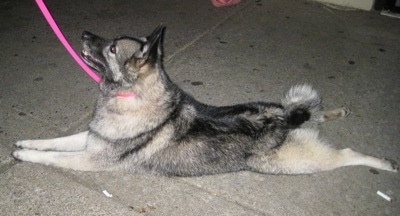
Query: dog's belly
141,136,252,176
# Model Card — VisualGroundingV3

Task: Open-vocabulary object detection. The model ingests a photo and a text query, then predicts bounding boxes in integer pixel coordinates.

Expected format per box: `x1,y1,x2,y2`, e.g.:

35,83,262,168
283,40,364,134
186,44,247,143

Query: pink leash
35,0,101,83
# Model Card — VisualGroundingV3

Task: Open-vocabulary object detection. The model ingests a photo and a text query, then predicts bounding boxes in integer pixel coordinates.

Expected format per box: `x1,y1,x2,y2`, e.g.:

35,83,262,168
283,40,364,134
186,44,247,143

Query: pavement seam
176,177,269,215
60,110,92,135
164,1,253,65
0,160,18,175
50,168,143,214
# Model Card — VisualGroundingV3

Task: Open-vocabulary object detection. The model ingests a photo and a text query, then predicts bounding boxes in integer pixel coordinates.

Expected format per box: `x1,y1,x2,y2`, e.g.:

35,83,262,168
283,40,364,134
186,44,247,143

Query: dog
13,25,398,176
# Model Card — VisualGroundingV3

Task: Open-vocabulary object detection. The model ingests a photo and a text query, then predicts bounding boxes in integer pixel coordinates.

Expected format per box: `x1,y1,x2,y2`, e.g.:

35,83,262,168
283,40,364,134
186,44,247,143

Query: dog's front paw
13,149,39,163
15,140,25,148
12,149,27,161
15,140,37,150
12,149,40,162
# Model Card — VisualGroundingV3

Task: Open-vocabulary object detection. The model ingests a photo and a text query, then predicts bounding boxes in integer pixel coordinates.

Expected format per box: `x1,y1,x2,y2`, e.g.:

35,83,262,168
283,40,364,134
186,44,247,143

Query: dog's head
81,25,166,89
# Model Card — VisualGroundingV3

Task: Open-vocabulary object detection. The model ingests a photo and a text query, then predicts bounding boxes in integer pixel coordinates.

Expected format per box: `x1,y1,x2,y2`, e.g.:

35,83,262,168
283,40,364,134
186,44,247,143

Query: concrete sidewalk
1,0,399,215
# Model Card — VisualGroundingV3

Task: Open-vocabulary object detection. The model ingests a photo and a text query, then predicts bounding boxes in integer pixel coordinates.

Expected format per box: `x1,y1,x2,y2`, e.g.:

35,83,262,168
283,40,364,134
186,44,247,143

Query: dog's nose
82,31,95,41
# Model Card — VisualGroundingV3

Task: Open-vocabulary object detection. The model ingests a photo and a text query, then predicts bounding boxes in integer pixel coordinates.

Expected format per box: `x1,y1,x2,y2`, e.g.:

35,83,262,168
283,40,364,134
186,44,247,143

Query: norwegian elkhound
13,25,398,176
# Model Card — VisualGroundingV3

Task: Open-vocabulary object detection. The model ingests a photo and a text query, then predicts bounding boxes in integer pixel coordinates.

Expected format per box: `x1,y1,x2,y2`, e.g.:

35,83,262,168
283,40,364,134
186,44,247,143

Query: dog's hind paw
341,107,351,118
384,158,399,172
321,107,351,122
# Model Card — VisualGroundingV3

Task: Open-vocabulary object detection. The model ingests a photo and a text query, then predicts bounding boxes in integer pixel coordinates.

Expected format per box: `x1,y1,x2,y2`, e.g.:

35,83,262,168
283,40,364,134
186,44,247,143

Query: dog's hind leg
15,131,88,151
12,149,103,171
246,128,398,174
319,107,351,122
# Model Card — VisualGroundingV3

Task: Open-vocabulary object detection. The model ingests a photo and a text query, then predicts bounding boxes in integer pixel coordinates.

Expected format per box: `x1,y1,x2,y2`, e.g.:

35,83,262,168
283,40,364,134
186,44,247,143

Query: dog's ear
125,25,165,76
132,25,165,69
146,24,165,62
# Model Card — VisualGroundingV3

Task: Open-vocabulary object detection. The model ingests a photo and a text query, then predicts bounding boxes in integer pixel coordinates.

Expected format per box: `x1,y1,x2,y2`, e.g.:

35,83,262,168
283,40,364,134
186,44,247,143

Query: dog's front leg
15,131,88,151
12,149,103,171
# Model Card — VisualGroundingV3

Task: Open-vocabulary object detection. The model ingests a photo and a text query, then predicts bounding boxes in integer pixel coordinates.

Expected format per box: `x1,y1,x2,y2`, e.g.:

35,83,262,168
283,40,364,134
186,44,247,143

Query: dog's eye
110,45,116,54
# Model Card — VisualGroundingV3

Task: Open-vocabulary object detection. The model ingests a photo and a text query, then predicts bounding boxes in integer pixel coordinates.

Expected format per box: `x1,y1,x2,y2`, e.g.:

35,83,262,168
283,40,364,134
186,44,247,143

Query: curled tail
282,84,321,127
